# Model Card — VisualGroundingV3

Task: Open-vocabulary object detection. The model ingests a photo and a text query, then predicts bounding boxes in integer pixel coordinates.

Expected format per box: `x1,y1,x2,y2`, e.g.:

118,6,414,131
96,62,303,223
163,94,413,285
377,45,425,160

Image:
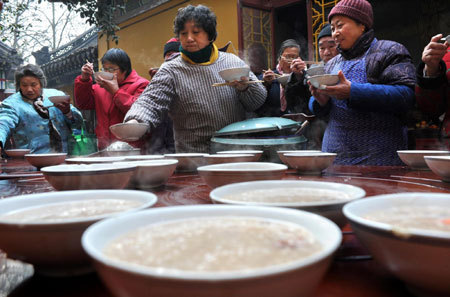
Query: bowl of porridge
277,150,322,168
217,150,263,161
343,193,450,297
82,205,341,297
0,190,157,276
218,67,250,82
25,153,67,168
205,154,256,165
4,149,30,158
109,123,149,142
41,163,137,190
197,162,287,188
282,152,336,174
210,180,365,227
397,150,450,170
113,159,178,189
164,153,208,172
424,156,450,182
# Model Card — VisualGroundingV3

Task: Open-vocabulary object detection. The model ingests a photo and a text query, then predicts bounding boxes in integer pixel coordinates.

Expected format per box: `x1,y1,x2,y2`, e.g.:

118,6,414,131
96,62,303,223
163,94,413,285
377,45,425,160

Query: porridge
223,188,351,203
104,216,322,273
365,206,450,233
0,199,142,223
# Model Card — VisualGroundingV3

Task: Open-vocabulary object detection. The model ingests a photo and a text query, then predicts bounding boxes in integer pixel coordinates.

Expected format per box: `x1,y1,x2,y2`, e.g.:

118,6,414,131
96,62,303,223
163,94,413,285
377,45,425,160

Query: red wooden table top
1,158,449,297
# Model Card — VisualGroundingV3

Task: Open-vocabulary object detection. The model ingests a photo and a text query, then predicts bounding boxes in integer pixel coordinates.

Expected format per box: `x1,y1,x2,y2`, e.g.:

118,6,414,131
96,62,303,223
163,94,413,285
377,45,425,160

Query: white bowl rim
217,150,263,154
205,154,255,158
0,190,157,225
397,150,450,154
110,122,150,129
25,153,67,157
284,152,336,157
41,163,137,173
82,205,341,281
210,180,366,207
197,162,287,172
277,150,322,154
65,157,126,163
343,192,450,240
424,156,450,161
164,153,208,158
124,155,165,160
113,159,179,167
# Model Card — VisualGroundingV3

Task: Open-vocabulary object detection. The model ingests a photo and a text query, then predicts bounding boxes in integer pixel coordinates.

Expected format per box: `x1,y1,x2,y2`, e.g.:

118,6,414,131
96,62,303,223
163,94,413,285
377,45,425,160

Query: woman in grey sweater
124,5,266,153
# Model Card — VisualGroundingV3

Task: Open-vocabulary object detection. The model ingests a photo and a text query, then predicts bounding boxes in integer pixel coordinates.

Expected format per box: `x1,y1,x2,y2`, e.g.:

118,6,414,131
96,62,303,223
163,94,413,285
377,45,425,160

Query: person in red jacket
416,33,449,149
74,48,149,150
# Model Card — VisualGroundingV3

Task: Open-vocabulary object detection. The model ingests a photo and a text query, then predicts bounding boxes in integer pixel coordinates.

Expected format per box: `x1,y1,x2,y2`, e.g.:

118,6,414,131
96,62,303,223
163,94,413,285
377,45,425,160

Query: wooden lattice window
241,6,272,73
311,0,340,60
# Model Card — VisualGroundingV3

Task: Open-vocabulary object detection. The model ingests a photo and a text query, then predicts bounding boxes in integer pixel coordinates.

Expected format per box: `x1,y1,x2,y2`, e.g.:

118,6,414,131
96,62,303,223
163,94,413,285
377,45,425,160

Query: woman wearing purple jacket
308,0,416,165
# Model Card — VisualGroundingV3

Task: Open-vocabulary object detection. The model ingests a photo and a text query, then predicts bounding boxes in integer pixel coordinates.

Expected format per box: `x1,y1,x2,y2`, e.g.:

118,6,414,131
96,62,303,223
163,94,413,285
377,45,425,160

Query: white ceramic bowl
424,156,450,182
114,159,178,189
25,153,67,168
164,153,208,172
276,74,290,86
205,154,256,165
343,193,450,297
48,95,70,104
218,67,250,82
0,190,157,276
217,150,263,161
305,66,325,77
41,163,136,190
282,152,336,175
197,162,287,188
66,156,126,164
94,71,114,80
82,205,341,297
397,150,450,170
308,74,339,89
109,123,149,141
124,155,165,161
210,180,365,227
5,149,30,158
277,150,322,168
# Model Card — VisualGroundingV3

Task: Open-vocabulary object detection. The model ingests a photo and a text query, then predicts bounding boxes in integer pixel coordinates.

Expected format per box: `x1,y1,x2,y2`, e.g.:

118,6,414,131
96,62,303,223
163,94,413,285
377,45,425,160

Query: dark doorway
273,2,309,61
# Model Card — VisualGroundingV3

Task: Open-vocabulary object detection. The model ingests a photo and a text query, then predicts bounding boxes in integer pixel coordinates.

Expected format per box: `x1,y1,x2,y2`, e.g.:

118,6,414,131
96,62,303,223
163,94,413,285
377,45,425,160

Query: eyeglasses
281,56,298,63
101,67,120,73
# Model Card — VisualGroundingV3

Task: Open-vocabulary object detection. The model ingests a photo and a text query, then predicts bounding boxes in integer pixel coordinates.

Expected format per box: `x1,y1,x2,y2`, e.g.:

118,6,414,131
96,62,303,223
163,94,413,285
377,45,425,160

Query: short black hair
277,39,300,60
173,5,217,42
15,64,47,91
101,48,132,77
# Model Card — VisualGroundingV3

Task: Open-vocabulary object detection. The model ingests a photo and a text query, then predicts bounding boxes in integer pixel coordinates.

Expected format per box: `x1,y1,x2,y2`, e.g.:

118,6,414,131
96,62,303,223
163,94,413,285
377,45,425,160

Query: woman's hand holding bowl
97,73,119,95
262,69,276,85
81,62,94,81
290,58,306,79
55,101,71,116
320,71,351,99
229,76,249,92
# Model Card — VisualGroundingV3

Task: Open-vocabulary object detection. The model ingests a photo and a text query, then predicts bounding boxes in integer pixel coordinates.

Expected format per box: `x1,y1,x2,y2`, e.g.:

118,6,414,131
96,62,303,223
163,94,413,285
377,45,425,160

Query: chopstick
0,173,43,180
262,70,283,78
303,61,322,64
212,80,264,87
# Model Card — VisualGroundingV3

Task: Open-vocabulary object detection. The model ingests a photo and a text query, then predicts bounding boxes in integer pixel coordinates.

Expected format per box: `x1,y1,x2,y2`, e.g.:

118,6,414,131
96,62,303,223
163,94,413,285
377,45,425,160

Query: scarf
338,29,375,60
32,96,63,152
276,64,287,112
180,43,219,65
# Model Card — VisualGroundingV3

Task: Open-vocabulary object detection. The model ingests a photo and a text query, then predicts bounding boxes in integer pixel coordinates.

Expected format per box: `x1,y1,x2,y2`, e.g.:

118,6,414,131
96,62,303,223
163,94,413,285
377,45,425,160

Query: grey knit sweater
125,52,267,152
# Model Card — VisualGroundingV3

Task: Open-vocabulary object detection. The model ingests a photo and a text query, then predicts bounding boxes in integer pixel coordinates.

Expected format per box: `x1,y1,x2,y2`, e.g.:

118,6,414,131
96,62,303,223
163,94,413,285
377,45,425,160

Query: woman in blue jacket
0,64,83,156
308,0,415,165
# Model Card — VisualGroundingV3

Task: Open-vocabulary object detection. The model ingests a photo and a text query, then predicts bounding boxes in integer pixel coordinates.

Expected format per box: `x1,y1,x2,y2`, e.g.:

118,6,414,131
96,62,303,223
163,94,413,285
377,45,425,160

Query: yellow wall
98,0,239,80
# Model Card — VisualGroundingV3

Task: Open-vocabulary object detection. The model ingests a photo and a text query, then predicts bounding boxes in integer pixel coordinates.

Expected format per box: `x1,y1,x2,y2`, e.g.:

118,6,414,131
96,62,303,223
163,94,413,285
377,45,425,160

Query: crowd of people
0,0,448,165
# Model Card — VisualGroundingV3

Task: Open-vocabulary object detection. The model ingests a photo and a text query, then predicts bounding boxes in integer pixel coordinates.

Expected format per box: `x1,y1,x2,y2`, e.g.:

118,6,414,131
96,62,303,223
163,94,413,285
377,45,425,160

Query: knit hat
163,38,180,58
318,24,332,41
328,0,373,29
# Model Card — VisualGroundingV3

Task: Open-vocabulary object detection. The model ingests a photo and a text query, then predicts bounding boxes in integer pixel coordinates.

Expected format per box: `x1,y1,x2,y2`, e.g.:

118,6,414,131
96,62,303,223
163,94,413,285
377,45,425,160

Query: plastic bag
68,125,97,156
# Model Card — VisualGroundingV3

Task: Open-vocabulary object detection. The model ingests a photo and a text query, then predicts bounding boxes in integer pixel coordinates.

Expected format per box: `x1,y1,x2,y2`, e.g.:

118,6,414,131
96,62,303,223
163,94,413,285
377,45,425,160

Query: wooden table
1,158,450,297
